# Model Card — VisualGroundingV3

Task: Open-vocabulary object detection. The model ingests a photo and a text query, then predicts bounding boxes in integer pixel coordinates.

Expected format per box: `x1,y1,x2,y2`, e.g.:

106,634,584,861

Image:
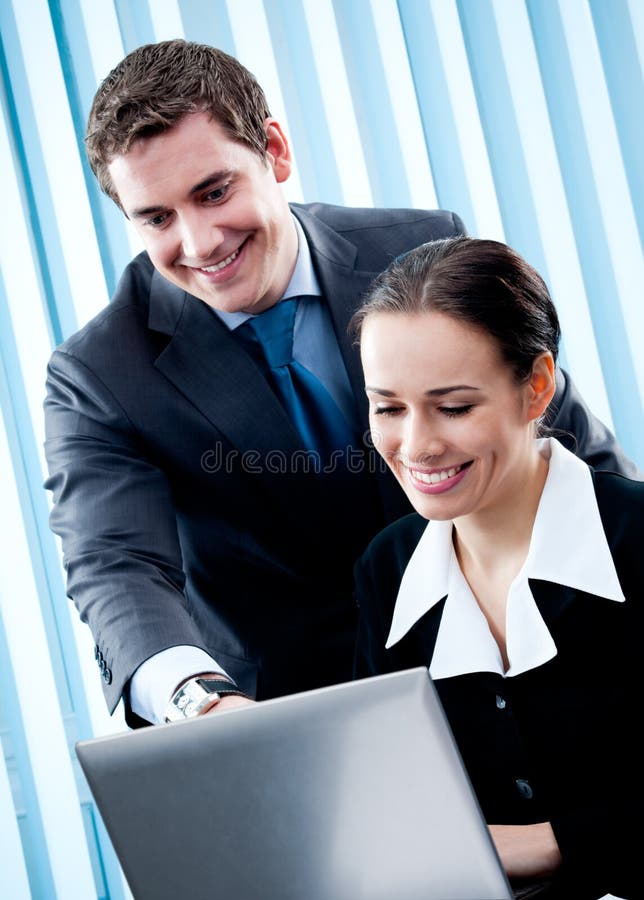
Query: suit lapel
292,206,379,435
292,206,410,521
148,270,303,457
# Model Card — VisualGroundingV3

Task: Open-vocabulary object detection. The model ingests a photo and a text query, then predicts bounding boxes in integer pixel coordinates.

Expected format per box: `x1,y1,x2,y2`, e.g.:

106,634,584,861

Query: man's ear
264,119,292,183
526,353,556,423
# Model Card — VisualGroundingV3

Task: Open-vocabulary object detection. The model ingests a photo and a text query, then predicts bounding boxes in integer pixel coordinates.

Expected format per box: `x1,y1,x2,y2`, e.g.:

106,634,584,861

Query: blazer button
103,667,112,685
495,694,507,710
515,779,534,800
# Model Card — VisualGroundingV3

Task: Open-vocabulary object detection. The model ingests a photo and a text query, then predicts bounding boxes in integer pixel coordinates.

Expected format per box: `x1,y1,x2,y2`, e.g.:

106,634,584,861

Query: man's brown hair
85,39,271,204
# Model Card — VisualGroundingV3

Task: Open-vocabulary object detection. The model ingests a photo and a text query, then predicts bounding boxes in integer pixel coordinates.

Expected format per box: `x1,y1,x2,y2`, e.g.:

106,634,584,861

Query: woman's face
361,310,550,523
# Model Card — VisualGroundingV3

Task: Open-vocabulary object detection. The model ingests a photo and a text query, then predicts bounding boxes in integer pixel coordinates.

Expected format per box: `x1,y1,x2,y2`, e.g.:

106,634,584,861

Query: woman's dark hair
351,237,561,383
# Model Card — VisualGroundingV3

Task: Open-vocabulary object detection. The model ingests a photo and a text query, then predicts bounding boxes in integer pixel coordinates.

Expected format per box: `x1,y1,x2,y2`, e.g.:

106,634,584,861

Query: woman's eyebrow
365,385,480,397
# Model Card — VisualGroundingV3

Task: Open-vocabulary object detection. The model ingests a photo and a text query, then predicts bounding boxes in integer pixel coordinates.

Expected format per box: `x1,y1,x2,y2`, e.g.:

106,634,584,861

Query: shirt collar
386,438,625,672
214,215,321,330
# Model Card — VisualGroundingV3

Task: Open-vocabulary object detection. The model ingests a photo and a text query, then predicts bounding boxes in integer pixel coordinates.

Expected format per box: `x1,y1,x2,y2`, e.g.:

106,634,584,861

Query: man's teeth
201,248,240,272
412,465,462,485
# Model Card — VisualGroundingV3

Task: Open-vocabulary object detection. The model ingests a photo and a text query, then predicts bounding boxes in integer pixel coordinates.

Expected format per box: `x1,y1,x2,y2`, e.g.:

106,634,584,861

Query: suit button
515,779,534,800
103,668,112,685
495,694,506,710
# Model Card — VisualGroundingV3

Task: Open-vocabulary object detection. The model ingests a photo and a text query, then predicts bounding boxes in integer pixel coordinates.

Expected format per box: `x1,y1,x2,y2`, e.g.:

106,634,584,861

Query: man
44,40,635,728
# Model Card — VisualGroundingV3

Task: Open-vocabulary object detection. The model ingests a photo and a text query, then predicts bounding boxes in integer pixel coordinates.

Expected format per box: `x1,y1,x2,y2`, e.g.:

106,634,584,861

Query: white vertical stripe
370,0,438,209
69,601,129,739
0,745,31,900
0,90,56,468
559,0,644,396
430,0,505,241
225,0,303,202
492,0,613,425
302,0,373,207
0,422,95,899
78,0,147,260
148,0,186,41
78,0,126,86
12,0,110,328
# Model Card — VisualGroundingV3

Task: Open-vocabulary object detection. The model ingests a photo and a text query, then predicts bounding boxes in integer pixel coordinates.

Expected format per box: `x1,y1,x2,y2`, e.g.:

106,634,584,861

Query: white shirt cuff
129,646,230,724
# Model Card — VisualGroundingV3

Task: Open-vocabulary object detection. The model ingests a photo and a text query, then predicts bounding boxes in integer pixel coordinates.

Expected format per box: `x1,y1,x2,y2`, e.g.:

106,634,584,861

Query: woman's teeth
412,465,462,485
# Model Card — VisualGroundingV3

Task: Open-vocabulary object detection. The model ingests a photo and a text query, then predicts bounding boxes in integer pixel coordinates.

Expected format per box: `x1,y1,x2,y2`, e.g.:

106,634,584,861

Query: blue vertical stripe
114,0,156,52
456,0,547,274
49,0,133,297
178,0,237,55
332,0,411,207
0,264,126,899
528,0,644,462
589,0,644,250
263,0,343,204
0,614,54,899
0,11,73,347
397,0,477,231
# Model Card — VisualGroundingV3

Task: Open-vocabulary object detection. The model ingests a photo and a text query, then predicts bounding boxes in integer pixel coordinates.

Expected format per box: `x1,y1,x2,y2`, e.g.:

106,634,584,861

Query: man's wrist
164,674,248,723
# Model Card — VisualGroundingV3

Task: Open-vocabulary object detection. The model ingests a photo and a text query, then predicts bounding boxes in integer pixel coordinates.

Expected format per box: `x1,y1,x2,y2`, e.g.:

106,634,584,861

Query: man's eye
440,405,474,417
205,184,228,202
144,212,169,228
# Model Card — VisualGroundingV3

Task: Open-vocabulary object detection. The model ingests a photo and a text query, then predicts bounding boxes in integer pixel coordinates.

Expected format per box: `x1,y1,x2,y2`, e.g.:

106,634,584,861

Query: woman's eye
373,405,403,417
440,405,474,418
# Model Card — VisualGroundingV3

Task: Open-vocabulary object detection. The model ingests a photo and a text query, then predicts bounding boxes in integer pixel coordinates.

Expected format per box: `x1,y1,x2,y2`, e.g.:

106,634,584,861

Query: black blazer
43,202,635,724
354,469,643,899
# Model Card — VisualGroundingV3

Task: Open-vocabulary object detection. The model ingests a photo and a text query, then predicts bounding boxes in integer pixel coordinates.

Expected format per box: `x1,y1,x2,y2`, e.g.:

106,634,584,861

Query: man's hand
203,693,255,714
488,822,562,879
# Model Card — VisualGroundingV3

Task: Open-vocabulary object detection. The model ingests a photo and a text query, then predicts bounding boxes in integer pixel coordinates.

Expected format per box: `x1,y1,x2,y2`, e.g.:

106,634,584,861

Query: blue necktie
237,299,355,457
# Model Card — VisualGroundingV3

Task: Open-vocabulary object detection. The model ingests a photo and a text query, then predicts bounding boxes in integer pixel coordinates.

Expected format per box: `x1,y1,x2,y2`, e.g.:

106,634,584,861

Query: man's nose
179,213,224,261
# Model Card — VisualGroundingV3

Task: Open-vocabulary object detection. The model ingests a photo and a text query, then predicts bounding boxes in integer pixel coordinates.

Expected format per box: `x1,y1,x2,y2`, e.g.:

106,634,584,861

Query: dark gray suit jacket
43,203,635,723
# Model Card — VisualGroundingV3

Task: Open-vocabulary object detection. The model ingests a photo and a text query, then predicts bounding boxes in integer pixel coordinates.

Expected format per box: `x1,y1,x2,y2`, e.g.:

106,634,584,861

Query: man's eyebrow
189,170,233,195
365,385,480,397
130,170,233,219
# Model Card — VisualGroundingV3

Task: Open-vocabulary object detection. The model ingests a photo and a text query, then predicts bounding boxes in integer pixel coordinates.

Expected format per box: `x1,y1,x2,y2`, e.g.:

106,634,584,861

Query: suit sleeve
547,368,641,478
44,348,207,721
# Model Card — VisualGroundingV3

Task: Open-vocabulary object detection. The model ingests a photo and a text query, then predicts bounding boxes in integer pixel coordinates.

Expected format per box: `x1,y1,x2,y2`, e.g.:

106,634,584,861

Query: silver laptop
76,668,512,900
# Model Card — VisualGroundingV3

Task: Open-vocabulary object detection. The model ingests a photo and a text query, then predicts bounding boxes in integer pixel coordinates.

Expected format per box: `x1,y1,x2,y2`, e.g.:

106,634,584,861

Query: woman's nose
402,415,446,464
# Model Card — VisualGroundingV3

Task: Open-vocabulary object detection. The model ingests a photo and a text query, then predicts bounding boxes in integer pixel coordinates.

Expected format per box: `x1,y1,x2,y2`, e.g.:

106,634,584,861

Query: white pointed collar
386,438,625,678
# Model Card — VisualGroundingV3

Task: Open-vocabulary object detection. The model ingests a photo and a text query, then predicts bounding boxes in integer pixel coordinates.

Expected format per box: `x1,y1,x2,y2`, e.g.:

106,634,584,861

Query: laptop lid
76,668,512,900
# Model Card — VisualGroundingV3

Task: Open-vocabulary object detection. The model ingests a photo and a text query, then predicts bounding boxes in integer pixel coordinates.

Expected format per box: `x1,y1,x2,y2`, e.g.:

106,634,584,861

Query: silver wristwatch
164,677,247,723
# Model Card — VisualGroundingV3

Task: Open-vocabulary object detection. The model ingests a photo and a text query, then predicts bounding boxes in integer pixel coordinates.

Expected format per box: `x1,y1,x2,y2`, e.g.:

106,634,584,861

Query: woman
352,237,640,899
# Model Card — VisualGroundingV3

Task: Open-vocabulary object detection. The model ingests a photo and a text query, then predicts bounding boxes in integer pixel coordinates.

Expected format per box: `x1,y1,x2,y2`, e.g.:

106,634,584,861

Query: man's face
108,111,298,314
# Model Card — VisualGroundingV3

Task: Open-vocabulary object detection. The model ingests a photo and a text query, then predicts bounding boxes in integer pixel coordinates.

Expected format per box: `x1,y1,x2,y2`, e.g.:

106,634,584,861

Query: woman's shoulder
359,512,428,575
593,469,644,528
592,471,644,582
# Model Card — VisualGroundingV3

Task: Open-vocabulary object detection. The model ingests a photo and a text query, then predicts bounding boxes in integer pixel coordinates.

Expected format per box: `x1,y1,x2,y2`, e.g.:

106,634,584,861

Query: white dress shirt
386,438,625,680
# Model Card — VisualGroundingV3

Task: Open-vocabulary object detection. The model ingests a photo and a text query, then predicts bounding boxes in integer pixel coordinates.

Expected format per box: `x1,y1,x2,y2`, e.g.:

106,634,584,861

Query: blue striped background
0,1,641,896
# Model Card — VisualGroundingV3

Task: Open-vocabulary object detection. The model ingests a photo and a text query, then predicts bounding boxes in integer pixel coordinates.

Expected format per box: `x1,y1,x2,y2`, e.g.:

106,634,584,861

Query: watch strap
164,676,248,723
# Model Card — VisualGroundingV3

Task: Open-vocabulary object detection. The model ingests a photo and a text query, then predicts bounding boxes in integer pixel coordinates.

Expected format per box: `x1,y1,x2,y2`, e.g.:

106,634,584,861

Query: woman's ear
526,353,556,423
